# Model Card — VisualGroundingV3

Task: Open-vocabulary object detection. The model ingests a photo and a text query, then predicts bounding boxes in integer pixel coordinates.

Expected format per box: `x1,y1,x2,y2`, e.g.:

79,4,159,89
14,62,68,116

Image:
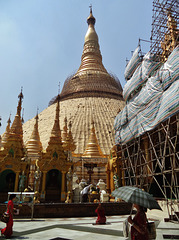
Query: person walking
1,194,17,238
128,204,149,240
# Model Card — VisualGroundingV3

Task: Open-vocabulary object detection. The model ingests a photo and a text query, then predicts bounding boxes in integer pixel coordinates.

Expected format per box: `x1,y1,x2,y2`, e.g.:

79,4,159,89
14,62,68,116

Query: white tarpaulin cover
115,46,179,144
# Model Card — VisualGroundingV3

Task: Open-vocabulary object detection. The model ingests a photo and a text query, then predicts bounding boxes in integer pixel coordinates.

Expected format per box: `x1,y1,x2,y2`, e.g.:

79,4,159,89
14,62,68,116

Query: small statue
113,174,119,189
33,191,40,204
19,171,26,192
34,160,41,192
72,172,79,190
66,167,73,192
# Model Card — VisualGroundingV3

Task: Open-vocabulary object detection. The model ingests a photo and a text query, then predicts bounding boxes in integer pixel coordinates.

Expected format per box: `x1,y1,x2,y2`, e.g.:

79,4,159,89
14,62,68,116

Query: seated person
95,203,106,224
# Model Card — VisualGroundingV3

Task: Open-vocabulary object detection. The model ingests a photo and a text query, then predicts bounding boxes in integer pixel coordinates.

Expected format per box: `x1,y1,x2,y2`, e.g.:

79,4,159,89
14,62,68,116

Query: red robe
95,207,106,224
131,210,149,240
1,200,14,238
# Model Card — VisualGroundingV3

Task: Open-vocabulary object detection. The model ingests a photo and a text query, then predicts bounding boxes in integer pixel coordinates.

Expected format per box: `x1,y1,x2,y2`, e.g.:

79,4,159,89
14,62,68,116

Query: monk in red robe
128,204,149,240
95,203,106,224
1,194,16,238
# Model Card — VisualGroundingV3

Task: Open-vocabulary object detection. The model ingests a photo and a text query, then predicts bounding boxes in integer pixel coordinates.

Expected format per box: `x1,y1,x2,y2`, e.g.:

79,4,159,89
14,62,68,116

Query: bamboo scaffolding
116,114,179,221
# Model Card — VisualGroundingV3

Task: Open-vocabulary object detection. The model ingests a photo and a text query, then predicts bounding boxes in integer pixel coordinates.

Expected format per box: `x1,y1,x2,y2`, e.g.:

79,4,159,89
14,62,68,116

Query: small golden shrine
0,93,73,203
0,90,28,199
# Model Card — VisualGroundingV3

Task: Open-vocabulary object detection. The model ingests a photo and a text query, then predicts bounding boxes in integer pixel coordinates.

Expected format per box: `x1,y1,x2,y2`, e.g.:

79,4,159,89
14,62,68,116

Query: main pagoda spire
60,8,123,101
77,7,107,74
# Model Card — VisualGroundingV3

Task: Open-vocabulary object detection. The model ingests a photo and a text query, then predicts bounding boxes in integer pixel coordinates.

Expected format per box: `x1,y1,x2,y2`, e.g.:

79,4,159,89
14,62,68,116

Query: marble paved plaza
0,211,179,240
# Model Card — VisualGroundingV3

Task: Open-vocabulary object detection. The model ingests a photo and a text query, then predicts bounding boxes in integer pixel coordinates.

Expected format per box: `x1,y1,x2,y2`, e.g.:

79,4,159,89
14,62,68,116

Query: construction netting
114,45,179,144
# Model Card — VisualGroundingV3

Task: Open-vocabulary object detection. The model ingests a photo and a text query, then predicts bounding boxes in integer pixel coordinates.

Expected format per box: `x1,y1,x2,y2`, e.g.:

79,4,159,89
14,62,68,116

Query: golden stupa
23,9,125,182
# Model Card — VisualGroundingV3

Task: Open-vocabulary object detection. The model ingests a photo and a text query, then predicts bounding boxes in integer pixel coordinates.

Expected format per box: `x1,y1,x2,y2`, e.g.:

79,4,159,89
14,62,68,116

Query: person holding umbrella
128,204,148,240
112,186,162,239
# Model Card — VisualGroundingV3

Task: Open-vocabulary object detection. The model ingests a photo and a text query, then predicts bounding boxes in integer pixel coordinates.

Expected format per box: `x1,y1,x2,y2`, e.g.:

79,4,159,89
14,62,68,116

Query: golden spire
85,5,97,42
10,89,23,136
77,7,107,74
83,120,104,158
46,95,64,152
62,117,68,145
1,115,11,147
63,121,76,152
26,112,42,159
4,90,24,158
50,94,61,138
60,8,123,101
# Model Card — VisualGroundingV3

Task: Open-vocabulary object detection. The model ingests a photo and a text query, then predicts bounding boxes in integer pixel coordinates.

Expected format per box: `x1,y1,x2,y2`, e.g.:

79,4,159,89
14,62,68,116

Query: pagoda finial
89,4,92,14
35,108,39,121
58,82,60,95
8,113,11,125
17,87,24,117
87,5,95,25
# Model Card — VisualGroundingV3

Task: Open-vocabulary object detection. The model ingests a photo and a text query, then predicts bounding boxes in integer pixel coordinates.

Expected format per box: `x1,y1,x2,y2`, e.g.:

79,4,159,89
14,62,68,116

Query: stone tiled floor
0,212,179,239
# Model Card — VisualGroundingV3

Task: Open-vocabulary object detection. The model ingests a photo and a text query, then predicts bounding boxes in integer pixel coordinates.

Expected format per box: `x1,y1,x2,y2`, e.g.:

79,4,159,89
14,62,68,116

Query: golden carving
161,11,179,62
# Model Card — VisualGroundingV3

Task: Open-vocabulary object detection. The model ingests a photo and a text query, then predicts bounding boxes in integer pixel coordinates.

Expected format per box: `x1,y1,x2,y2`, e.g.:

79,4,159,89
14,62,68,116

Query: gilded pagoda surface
23,9,125,157
23,97,124,156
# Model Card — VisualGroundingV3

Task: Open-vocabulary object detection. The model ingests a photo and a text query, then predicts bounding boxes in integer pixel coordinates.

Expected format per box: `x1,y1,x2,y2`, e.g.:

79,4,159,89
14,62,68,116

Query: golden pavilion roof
60,9,123,101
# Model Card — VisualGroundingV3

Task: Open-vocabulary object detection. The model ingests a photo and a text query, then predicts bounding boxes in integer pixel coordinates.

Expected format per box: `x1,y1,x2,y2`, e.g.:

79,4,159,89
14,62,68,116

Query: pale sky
0,0,153,134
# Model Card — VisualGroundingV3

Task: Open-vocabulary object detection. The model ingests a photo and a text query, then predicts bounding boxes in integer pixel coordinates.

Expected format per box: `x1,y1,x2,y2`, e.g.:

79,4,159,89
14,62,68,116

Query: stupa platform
0,202,132,218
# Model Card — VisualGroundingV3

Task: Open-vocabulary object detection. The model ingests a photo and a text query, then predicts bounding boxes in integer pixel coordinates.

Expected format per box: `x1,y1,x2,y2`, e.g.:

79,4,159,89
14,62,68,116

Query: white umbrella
81,184,93,195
